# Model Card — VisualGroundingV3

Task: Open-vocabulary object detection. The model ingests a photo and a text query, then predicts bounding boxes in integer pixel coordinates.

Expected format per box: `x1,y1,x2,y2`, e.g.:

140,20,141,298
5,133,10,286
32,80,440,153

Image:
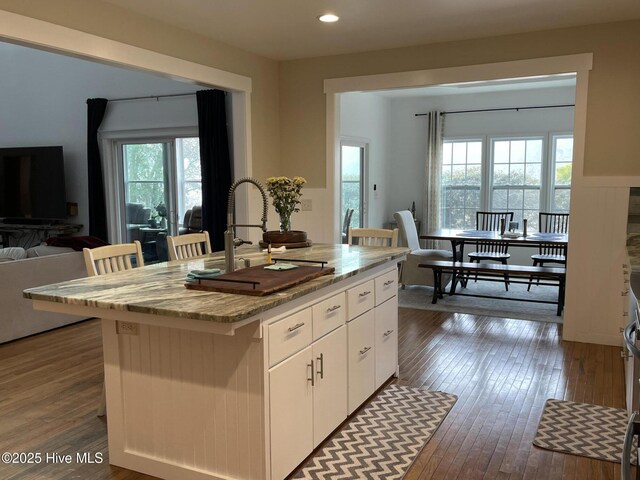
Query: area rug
292,384,457,479
533,398,635,463
398,281,562,323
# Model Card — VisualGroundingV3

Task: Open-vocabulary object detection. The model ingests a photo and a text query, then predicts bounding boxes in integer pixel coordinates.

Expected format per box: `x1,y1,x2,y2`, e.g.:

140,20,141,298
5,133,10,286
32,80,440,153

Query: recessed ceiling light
318,14,339,23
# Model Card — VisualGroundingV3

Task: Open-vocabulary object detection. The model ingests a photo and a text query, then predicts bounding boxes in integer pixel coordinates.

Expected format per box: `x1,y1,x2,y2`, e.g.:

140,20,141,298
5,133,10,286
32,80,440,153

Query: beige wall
280,20,640,187
0,0,281,182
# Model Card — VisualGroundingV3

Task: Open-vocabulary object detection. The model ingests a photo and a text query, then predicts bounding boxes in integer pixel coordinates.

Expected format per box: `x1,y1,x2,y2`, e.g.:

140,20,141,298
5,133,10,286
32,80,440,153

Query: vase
279,212,292,233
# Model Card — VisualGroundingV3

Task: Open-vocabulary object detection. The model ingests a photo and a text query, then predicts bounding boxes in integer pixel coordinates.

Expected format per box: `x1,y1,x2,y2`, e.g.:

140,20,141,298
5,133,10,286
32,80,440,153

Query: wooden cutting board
184,264,335,296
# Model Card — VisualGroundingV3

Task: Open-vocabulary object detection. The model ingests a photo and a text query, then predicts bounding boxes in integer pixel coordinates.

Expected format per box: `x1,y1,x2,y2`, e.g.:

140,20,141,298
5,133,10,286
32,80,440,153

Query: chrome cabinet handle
288,322,305,332
383,329,394,337
359,346,372,355
359,291,371,297
383,280,394,286
317,353,324,379
307,360,315,386
326,305,341,313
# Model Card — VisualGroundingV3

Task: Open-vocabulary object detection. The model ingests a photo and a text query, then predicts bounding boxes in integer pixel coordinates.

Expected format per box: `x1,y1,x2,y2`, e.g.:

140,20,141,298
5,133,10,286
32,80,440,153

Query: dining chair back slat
167,231,212,261
83,241,144,277
538,212,570,257
348,227,399,248
475,211,514,255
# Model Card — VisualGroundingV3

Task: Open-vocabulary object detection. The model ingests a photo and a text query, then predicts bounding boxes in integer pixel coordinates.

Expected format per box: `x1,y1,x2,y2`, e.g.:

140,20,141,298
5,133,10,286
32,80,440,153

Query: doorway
117,137,202,262
340,140,368,229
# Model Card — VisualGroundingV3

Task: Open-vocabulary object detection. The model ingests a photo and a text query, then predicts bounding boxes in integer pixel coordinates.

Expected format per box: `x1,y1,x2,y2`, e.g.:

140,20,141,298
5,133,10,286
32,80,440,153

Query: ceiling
102,0,640,60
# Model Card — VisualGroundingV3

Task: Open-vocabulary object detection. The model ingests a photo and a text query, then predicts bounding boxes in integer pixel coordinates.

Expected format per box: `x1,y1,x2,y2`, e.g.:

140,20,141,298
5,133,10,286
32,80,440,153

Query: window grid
490,138,543,230
440,134,572,232
441,140,483,230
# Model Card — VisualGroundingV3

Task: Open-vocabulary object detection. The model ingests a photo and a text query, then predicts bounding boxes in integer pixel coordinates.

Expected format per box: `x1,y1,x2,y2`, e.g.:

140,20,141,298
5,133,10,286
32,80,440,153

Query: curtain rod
414,103,575,117
108,92,196,103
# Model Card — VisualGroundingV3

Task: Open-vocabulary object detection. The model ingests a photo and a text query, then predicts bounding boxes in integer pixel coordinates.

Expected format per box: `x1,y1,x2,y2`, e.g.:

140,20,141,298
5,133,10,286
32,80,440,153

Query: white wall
386,86,576,225
339,93,391,229
0,41,201,234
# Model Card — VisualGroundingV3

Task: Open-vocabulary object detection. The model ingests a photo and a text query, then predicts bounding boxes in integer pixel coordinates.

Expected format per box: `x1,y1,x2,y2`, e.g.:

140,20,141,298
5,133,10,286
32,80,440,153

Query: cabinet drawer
375,295,398,389
268,308,312,367
347,280,375,321
375,269,397,306
347,309,375,414
312,292,346,341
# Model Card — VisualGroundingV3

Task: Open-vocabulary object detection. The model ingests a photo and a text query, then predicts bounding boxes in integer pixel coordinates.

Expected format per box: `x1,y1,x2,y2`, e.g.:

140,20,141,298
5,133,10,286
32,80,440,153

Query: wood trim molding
324,54,593,93
0,9,251,92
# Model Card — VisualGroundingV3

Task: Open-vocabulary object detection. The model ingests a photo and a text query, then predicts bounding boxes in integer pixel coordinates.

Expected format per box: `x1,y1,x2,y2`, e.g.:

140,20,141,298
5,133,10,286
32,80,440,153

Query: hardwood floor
0,310,627,479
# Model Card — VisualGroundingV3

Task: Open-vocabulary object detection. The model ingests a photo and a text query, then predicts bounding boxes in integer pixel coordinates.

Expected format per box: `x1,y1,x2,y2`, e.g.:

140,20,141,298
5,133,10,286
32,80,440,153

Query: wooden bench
419,260,566,316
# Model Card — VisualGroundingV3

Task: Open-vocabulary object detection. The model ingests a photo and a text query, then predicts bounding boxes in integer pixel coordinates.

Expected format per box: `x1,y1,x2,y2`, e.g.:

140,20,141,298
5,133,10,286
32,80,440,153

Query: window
340,141,367,229
551,135,573,212
440,134,572,231
118,136,201,262
441,140,482,229
175,137,202,219
491,138,543,230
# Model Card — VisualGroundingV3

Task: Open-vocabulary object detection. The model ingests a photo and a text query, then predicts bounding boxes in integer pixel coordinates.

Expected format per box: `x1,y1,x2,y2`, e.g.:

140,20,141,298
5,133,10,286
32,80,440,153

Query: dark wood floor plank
0,307,628,480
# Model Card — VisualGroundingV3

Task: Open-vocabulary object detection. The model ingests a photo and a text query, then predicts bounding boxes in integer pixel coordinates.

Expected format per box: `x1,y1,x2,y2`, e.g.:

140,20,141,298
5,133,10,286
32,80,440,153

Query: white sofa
0,248,88,343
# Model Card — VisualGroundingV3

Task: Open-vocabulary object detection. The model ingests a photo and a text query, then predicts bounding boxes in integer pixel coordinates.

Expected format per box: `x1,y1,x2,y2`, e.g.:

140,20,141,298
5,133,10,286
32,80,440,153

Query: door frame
339,137,369,229
324,54,593,243
101,127,198,243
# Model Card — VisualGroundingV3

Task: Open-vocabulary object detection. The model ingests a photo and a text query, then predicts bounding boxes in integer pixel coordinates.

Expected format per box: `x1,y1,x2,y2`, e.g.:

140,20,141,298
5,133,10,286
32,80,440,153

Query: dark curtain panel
197,89,232,251
86,98,109,241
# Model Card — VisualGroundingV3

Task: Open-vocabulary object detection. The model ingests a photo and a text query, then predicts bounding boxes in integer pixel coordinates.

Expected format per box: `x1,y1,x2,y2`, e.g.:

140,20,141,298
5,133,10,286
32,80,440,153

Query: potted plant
264,176,307,244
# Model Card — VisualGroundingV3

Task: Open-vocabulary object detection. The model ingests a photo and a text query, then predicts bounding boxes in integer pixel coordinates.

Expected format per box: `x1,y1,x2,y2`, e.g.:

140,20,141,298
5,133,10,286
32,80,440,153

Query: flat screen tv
0,146,67,220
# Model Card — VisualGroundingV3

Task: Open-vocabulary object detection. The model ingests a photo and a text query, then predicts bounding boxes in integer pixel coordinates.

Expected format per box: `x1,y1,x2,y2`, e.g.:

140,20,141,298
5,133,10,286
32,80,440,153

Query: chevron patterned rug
534,398,635,463
292,384,457,479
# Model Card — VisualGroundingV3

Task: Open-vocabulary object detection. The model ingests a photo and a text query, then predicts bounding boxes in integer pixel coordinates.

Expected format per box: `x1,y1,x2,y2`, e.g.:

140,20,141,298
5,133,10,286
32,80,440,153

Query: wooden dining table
421,228,569,261
420,228,568,315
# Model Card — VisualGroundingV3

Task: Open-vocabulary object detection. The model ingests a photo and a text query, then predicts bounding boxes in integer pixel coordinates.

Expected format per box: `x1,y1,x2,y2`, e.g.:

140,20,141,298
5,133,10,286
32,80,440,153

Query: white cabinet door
270,346,314,480
375,295,398,389
347,309,376,414
313,325,347,447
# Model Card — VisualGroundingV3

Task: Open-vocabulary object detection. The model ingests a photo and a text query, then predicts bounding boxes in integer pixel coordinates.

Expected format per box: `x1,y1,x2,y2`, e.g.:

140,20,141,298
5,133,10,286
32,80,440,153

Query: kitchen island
24,244,407,480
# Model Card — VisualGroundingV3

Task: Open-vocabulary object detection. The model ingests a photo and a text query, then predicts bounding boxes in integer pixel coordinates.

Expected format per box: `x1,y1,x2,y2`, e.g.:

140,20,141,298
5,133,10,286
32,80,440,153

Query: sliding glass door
117,137,201,262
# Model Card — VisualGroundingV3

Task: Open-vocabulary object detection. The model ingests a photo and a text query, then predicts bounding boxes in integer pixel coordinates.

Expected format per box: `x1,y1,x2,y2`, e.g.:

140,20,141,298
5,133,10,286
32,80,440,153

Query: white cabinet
269,326,347,478
268,265,399,479
312,292,346,341
347,309,376,414
269,347,314,480
347,280,375,320
375,295,398,389
268,308,312,367
313,325,347,447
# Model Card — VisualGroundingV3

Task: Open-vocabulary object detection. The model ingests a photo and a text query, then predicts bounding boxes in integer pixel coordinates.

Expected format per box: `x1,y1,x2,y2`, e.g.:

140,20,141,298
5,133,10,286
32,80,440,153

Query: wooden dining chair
341,208,354,244
348,227,399,247
167,231,212,261
83,240,144,277
468,211,514,290
83,240,144,417
528,212,569,291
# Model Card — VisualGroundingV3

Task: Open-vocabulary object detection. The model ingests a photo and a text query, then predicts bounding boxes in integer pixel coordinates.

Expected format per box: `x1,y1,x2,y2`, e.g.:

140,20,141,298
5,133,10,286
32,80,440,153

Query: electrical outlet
301,199,313,211
116,321,139,335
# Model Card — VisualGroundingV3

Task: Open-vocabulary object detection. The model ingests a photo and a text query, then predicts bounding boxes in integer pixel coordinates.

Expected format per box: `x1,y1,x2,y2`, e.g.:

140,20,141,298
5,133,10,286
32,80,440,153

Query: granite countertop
24,244,408,324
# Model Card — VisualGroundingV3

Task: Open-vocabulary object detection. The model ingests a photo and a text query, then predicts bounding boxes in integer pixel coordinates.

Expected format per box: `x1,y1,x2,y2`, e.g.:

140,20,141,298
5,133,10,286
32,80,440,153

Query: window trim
441,132,573,230
101,127,199,243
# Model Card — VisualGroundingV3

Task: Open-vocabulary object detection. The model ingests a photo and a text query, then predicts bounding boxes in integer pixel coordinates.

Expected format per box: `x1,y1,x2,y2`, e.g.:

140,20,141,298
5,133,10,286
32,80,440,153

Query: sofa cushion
0,247,27,261
26,245,75,257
